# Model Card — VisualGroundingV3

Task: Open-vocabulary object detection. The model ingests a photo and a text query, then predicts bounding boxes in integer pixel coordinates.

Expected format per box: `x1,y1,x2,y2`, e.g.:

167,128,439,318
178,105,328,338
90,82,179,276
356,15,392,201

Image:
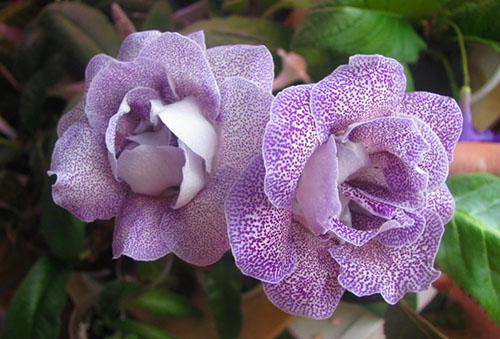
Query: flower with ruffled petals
226,55,462,318
49,30,274,264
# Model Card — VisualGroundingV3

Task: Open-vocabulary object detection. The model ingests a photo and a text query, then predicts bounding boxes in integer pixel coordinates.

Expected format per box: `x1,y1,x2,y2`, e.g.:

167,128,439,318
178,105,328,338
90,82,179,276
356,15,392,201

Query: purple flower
226,55,462,318
49,31,274,265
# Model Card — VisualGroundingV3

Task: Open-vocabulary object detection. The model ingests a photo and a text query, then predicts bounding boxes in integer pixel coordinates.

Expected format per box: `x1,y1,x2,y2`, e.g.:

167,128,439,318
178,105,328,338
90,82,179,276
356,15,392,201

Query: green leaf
206,253,242,339
1,256,71,339
384,301,446,339
37,2,120,63
365,293,417,317
129,289,202,319
450,0,500,44
293,0,429,62
437,173,500,325
137,258,167,283
182,16,292,52
98,280,144,316
142,0,173,32
108,319,174,339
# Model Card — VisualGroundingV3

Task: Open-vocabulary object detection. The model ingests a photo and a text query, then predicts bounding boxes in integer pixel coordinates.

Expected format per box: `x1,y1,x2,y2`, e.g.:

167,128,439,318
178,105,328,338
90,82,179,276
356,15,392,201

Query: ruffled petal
263,84,319,208
311,55,406,141
426,185,455,224
296,136,341,236
154,97,218,172
86,57,176,133
186,31,206,51
330,210,443,304
160,167,235,266
340,183,398,219
117,30,162,61
376,211,426,247
116,144,184,196
113,194,170,261
173,141,207,209
215,77,273,174
57,97,86,137
263,222,345,319
207,45,274,92
401,92,462,161
336,141,370,183
226,156,296,283
139,32,220,119
49,120,127,222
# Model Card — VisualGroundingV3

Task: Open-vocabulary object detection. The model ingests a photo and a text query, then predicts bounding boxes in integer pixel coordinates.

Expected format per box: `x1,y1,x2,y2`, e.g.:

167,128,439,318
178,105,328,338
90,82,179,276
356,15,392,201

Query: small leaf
384,301,446,339
437,173,500,325
37,2,120,63
182,16,292,52
293,0,429,62
206,253,242,339
142,0,173,32
98,280,144,316
1,255,71,339
108,319,174,339
129,289,202,319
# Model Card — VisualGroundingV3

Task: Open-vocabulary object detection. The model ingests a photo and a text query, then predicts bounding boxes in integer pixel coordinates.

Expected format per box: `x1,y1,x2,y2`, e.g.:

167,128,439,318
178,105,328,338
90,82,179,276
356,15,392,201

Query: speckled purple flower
226,55,462,318
49,31,274,265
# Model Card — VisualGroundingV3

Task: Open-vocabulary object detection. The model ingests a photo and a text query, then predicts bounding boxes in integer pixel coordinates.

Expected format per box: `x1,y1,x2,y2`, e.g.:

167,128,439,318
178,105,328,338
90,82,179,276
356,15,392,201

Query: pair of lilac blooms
49,30,462,319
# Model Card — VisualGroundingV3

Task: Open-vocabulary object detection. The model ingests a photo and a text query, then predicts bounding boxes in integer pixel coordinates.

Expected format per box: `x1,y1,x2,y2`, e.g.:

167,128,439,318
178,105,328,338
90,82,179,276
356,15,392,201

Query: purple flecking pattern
49,30,274,265
226,55,462,319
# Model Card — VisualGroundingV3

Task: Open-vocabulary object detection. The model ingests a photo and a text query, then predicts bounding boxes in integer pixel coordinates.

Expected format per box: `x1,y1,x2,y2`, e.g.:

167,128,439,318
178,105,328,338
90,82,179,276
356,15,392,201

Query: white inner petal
127,125,171,146
151,97,218,172
336,140,370,183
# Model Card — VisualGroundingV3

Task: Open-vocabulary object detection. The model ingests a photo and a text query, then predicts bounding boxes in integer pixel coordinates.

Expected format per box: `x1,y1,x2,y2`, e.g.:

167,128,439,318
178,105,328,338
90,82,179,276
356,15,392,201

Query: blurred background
0,1,499,338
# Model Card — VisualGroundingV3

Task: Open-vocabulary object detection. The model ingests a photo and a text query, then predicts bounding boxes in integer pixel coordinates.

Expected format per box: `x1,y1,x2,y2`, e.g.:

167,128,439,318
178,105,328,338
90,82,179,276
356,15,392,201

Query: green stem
448,20,469,87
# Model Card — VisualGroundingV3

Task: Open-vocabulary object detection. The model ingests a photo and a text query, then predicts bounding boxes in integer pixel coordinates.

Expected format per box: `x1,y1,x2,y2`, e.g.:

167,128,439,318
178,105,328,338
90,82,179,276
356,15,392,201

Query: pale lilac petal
215,77,273,174
155,97,218,172
49,121,127,222
336,141,370,183
117,30,162,61
426,185,455,224
207,45,274,92
186,30,206,51
263,223,345,319
263,84,319,208
330,210,443,304
127,126,170,147
173,141,207,209
376,211,426,247
343,116,430,166
296,136,341,236
57,97,86,137
139,32,220,119
401,92,462,161
226,156,296,283
113,194,170,261
120,87,162,121
106,110,139,156
161,167,235,265
311,55,406,141
116,145,185,196
86,57,175,133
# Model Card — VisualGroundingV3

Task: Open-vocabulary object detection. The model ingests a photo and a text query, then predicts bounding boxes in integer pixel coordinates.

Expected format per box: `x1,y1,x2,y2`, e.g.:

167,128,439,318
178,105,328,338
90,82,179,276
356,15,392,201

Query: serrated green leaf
129,289,202,319
207,253,242,339
437,173,500,325
142,0,173,32
182,16,292,52
1,255,71,339
37,2,120,63
98,280,144,316
108,319,174,339
293,0,429,62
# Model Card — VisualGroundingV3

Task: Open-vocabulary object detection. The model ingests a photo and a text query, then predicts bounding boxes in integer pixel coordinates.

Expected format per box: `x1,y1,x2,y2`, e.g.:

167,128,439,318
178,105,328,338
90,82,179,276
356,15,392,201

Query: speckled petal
186,31,206,50
117,30,162,61
426,185,455,224
139,32,220,119
207,45,274,92
263,84,319,208
296,136,341,236
49,120,127,222
161,167,235,266
311,55,406,141
116,144,185,196
86,57,175,133
343,116,430,166
330,210,443,304
376,211,426,247
113,194,170,261
340,183,397,219
215,77,273,174
401,92,462,161
263,222,345,319
57,98,86,138
226,156,296,283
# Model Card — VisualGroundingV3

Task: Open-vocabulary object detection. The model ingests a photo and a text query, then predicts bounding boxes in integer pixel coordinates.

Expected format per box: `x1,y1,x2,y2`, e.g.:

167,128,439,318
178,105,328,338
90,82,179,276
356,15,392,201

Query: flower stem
448,21,469,88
